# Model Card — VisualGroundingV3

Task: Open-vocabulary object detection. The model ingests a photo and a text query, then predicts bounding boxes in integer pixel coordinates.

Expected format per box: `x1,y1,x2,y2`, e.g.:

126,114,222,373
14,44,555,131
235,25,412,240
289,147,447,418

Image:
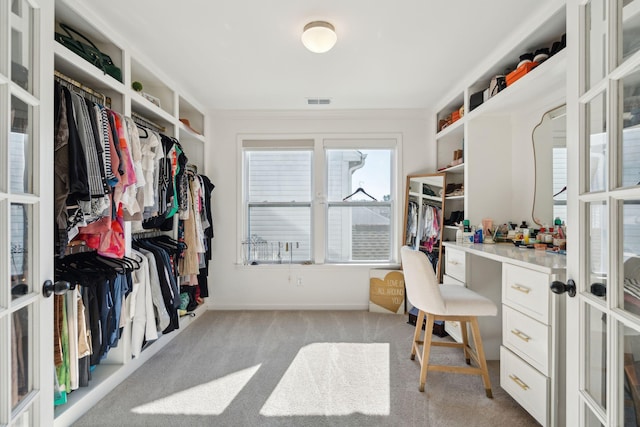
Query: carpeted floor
72,310,538,426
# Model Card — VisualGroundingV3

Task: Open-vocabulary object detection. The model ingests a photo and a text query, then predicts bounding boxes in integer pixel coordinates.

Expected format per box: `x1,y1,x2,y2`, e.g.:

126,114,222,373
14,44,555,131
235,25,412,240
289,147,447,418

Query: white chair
401,246,498,397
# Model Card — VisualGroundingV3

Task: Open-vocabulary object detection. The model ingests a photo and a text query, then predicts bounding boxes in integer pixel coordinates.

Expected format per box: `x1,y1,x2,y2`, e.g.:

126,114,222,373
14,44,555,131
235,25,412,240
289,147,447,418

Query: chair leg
419,314,435,392
411,310,425,360
470,317,493,398
460,319,470,365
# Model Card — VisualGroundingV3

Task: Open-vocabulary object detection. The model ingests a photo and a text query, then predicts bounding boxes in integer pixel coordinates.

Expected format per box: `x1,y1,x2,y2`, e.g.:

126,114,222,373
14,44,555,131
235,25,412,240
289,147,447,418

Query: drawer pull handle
511,284,531,294
511,329,531,342
449,261,459,265
509,374,530,391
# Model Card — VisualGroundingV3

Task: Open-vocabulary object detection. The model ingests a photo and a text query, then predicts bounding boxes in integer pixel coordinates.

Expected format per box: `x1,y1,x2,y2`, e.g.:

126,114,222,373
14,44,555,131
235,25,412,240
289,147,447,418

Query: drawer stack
500,263,553,426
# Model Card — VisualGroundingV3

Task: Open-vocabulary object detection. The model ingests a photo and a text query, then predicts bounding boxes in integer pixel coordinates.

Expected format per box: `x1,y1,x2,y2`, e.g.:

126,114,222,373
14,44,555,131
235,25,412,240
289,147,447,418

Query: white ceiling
84,0,556,111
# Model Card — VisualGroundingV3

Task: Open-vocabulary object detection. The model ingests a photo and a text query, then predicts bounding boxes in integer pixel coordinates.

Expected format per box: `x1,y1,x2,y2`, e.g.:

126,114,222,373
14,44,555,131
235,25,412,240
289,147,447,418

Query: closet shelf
436,116,464,139
54,43,125,94
409,191,442,202
178,122,206,143
438,163,464,174
445,195,465,201
465,49,567,119
131,91,176,126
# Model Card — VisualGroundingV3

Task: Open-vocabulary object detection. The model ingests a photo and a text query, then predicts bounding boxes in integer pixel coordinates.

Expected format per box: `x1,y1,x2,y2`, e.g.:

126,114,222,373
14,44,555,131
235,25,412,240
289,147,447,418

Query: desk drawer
503,263,550,324
445,248,466,282
501,346,548,426
503,305,550,375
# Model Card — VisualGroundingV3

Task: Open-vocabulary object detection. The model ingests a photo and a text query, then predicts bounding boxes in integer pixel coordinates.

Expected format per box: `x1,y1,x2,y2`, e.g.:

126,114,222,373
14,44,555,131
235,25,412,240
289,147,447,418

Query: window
326,149,392,263
242,139,396,265
244,149,312,264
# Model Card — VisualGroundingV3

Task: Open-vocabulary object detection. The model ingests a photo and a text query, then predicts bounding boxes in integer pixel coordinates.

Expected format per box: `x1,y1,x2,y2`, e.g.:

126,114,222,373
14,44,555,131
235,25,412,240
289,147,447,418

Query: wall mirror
403,173,446,280
532,104,567,228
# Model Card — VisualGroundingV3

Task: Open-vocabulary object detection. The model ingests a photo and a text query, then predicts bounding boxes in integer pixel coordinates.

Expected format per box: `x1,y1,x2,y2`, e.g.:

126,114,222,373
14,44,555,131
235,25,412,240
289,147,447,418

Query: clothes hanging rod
54,70,111,107
131,111,165,133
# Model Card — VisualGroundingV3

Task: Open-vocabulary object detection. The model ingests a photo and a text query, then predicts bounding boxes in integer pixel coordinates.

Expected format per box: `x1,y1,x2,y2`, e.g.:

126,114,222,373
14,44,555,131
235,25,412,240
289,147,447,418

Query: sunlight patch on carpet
260,343,390,416
130,364,261,415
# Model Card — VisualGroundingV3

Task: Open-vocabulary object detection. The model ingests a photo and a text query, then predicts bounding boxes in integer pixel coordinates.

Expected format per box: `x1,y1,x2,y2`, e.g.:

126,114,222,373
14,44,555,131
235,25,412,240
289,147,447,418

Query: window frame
324,147,395,264
239,135,400,266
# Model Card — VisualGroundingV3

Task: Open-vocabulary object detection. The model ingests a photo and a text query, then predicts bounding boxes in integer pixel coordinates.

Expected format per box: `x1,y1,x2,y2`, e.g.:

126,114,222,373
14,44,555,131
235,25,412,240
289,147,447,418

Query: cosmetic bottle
456,226,463,244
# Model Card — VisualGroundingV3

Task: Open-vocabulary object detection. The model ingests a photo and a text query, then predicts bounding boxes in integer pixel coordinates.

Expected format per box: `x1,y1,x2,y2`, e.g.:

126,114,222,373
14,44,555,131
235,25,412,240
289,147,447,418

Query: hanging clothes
405,200,418,246
420,203,442,252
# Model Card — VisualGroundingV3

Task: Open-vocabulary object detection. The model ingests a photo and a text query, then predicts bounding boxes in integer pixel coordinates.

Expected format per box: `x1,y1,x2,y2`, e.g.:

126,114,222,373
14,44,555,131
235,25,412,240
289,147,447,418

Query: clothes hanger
135,124,149,138
343,187,377,201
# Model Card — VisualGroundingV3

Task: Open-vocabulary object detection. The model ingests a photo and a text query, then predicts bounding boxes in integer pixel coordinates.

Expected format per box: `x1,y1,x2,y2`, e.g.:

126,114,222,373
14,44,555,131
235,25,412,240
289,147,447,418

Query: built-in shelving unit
435,2,566,240
52,0,209,424
435,3,567,425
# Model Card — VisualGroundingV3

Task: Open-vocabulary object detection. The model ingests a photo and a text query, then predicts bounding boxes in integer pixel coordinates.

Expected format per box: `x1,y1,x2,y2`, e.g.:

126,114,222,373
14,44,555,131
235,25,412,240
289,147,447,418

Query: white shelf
466,49,567,119
436,116,464,139
131,91,177,128
178,122,206,143
438,163,465,174
53,43,125,94
445,195,465,200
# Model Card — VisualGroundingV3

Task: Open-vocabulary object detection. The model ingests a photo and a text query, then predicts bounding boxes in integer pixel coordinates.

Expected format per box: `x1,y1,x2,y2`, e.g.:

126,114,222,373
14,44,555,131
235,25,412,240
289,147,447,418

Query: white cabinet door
0,0,54,425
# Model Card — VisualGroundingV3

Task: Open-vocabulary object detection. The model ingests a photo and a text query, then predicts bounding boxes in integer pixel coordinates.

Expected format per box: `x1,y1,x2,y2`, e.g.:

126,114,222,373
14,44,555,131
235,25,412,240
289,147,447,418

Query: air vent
307,98,331,105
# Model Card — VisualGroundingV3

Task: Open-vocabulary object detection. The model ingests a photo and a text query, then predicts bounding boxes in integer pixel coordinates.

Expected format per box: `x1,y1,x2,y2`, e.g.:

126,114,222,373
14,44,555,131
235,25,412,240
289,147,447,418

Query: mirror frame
532,104,566,227
403,173,447,281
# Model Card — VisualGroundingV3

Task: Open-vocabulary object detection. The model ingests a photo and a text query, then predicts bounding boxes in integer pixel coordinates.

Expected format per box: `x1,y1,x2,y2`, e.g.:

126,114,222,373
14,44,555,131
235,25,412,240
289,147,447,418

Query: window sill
234,262,401,270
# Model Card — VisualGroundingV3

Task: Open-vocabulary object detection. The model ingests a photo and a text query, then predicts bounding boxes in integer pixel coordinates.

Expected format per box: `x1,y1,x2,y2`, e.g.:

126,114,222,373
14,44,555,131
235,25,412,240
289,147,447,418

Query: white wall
205,109,432,309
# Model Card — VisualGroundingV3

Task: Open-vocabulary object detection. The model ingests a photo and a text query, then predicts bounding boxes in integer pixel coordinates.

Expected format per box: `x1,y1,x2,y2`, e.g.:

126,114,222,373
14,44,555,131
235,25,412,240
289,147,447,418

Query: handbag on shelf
54,23,122,82
489,75,506,98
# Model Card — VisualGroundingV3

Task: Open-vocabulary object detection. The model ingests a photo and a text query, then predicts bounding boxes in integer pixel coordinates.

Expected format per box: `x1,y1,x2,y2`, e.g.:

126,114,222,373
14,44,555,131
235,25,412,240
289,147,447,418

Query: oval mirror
532,104,566,228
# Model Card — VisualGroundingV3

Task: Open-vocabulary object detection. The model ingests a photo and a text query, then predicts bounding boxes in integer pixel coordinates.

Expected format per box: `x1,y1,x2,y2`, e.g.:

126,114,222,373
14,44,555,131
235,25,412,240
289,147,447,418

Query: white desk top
443,241,566,274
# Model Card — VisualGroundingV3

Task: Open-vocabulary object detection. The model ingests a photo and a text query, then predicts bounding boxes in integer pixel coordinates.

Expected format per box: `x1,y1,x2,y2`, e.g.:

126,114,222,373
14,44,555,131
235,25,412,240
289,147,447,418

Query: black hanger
553,186,567,198
343,187,377,201
136,124,149,138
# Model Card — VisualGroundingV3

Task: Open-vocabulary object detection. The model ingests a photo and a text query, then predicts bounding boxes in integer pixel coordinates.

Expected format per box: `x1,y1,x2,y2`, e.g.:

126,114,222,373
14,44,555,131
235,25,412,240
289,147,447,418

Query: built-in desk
442,241,565,427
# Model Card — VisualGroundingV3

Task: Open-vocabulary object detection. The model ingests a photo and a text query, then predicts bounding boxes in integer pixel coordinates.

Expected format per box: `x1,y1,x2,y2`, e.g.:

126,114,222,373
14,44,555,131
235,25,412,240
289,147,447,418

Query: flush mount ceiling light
301,21,337,53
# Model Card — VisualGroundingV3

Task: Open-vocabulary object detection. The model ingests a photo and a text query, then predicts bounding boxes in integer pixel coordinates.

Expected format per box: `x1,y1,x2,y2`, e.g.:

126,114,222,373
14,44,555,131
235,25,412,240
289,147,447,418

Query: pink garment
109,111,137,189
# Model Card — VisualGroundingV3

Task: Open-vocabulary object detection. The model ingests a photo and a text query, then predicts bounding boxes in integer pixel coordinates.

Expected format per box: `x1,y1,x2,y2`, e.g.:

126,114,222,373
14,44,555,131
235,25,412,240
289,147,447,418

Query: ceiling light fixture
301,21,337,53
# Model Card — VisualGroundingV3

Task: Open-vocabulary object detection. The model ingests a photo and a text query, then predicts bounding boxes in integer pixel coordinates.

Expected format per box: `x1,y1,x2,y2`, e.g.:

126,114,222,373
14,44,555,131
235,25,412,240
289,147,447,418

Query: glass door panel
10,0,33,93
621,322,640,426
586,0,608,92
586,304,608,409
587,92,608,193
622,200,640,316
621,0,640,62
620,68,640,189
585,405,606,426
11,305,32,410
10,95,32,194
10,203,31,300
589,201,609,300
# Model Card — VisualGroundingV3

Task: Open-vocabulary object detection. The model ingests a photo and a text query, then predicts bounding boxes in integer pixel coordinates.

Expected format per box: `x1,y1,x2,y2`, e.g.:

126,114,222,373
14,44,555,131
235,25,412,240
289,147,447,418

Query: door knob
42,280,70,298
550,279,576,297
590,282,606,297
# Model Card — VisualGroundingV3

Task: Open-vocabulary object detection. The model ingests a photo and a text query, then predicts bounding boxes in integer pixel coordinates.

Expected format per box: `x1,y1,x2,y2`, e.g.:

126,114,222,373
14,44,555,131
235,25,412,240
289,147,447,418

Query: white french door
566,0,640,425
0,0,54,425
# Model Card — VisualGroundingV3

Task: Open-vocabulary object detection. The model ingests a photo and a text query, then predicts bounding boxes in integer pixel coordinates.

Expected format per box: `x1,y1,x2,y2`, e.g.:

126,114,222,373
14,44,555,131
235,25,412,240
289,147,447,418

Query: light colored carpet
72,310,539,427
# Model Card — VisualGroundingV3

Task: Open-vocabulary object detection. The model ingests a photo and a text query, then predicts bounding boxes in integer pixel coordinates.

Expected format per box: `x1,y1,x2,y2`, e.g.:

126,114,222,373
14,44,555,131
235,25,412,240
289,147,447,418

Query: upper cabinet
53,0,207,171
435,2,567,237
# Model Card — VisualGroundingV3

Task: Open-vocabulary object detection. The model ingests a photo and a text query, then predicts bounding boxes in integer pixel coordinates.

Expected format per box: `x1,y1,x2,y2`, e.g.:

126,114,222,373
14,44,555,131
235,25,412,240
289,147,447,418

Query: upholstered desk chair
401,246,498,397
